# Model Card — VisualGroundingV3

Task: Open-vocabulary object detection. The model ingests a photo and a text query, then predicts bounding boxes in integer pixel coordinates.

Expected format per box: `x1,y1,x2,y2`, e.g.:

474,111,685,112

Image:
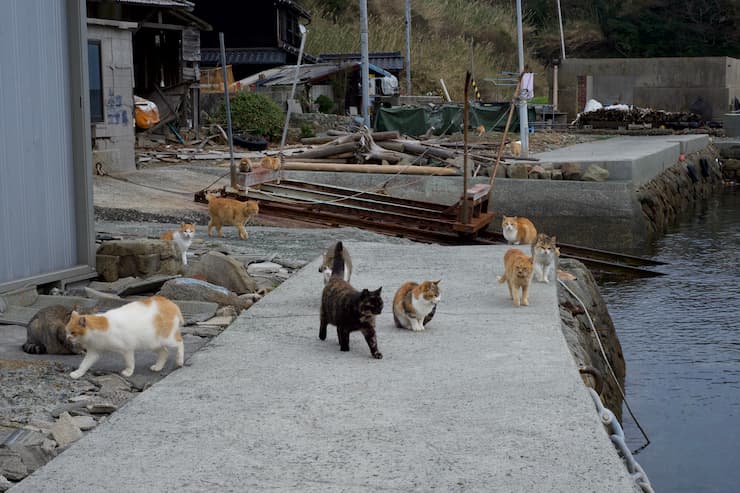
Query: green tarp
374,103,536,136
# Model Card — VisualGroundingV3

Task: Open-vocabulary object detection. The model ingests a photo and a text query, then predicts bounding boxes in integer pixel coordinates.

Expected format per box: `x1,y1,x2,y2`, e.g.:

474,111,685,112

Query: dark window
88,40,103,123
281,10,300,46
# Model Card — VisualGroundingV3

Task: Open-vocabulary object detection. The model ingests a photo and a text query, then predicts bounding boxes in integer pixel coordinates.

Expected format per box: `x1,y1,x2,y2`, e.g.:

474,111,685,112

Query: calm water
598,188,740,493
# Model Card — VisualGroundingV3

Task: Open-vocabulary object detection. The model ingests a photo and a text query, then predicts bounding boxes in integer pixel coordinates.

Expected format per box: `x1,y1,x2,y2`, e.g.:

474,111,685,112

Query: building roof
238,62,392,88
201,47,317,66
318,51,405,72
115,0,195,9
276,0,311,21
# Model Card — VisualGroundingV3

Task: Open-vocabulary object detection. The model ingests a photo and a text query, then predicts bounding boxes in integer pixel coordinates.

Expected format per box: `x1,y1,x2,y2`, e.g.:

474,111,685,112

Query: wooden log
291,142,359,159
282,162,458,175
300,130,400,146
299,136,336,145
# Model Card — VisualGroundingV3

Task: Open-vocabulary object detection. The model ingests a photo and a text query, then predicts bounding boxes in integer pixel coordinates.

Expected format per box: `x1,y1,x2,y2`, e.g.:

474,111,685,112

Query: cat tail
330,241,345,279
22,342,46,354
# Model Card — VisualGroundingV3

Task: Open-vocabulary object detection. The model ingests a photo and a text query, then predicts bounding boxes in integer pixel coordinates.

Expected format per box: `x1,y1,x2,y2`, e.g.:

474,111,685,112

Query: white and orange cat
65,295,185,379
497,248,534,307
501,215,537,245
206,195,259,240
160,223,196,265
393,280,441,331
531,233,559,283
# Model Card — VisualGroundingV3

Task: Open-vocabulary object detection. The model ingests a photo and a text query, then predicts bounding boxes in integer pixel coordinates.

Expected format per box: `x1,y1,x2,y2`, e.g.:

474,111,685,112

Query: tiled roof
116,0,194,9
201,47,317,66
201,48,287,65
318,51,405,72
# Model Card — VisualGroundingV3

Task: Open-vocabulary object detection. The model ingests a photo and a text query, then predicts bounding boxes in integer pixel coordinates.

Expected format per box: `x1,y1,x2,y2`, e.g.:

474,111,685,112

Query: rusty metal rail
196,179,665,278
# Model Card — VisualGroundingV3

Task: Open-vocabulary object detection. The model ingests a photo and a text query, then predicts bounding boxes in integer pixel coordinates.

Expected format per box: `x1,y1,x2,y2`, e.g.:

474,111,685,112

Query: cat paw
372,352,383,359
121,368,134,378
70,370,85,379
522,300,529,306
150,364,164,372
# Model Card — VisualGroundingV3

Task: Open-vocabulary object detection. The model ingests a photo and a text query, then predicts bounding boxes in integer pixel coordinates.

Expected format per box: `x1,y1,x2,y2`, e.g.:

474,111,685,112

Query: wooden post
463,71,471,224
488,72,523,194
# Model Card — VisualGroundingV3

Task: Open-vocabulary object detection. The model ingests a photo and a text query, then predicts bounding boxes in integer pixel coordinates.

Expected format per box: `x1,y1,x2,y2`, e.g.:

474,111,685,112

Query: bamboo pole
488,72,523,189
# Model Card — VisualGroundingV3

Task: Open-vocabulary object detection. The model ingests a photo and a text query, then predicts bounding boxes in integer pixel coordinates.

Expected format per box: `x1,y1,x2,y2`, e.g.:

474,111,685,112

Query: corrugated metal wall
0,0,79,285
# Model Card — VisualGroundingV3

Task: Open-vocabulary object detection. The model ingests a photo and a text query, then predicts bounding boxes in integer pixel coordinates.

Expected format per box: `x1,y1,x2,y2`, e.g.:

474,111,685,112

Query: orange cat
497,248,534,307
206,195,259,240
393,280,441,331
501,215,537,245
260,155,281,170
239,157,252,172
66,295,184,379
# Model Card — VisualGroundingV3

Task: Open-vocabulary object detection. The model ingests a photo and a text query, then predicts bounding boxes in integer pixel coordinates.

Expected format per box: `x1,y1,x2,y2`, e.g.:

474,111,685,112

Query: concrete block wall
555,57,740,122
88,22,136,174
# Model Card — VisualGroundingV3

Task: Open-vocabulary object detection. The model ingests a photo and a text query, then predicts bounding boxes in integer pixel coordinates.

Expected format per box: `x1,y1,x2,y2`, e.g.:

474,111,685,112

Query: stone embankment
636,146,724,234
556,259,625,421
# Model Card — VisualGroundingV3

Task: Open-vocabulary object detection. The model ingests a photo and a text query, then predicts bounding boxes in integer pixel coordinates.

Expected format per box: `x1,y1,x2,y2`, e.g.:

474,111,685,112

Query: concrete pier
14,242,637,492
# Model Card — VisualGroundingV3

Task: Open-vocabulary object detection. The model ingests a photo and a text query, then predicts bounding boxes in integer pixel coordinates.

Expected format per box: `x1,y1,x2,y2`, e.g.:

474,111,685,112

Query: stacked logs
284,126,521,176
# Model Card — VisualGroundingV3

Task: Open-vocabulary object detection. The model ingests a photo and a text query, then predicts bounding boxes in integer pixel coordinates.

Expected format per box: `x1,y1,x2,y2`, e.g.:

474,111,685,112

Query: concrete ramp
14,242,637,492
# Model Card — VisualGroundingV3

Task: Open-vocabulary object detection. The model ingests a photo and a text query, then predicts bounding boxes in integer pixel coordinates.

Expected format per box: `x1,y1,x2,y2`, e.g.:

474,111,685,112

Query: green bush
315,94,335,114
216,92,284,140
300,123,315,138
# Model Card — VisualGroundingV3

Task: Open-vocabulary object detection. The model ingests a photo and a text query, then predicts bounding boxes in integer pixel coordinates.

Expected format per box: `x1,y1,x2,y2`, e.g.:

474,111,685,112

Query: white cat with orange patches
66,296,185,379
160,223,196,265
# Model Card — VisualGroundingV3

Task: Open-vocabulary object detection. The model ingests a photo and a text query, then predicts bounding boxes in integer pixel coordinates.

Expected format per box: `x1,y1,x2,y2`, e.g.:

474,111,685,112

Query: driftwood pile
574,106,702,129
286,126,524,176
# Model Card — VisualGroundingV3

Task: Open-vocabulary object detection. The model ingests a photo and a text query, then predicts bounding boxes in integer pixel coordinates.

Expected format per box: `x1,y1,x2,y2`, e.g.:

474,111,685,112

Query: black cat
319,241,383,359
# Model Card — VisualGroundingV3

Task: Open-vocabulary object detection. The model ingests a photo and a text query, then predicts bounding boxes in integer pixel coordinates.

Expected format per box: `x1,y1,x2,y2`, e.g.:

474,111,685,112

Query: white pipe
515,0,529,157
405,0,411,95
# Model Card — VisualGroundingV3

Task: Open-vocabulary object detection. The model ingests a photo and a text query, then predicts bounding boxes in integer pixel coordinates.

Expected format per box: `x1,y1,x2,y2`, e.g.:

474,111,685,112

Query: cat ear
433,279,441,285
361,288,369,297
374,287,382,295
79,316,87,327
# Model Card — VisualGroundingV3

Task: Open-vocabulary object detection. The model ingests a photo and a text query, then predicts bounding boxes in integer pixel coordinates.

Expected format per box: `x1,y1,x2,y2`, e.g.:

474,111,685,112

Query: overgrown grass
302,0,547,100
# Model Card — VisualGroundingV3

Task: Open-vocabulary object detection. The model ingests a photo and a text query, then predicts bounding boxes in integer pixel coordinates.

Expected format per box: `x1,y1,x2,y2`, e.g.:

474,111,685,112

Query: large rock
507,162,529,179
557,259,625,420
0,430,57,481
185,251,257,294
95,240,180,282
582,164,609,182
49,412,83,448
560,162,583,180
159,278,253,311
528,165,551,179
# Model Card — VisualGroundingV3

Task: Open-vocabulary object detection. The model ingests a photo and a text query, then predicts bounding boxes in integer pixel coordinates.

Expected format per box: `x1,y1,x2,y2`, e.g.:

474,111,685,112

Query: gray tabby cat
22,305,85,355
531,233,559,284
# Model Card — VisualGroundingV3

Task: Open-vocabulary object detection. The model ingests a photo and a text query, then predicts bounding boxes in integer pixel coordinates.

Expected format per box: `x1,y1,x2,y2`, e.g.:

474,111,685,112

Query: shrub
300,122,316,138
315,94,335,114
216,92,284,140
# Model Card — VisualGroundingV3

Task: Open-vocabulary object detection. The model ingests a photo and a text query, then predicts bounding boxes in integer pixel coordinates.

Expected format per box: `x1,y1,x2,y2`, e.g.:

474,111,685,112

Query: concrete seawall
284,134,721,251
12,242,639,492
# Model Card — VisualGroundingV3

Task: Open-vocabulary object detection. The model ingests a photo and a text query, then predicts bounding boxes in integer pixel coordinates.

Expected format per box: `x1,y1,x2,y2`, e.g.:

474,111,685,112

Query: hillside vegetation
301,0,739,101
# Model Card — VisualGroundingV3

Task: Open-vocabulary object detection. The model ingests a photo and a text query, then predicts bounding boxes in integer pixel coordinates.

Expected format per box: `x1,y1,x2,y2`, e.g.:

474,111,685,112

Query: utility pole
359,0,371,127
218,32,236,189
556,0,566,60
280,24,307,148
405,0,411,95
515,0,529,157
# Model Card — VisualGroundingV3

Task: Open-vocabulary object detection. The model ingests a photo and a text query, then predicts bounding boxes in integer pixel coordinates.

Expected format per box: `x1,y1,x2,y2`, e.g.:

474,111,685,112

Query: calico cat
497,248,534,307
319,241,352,284
319,241,383,359
531,233,560,284
206,195,259,240
501,215,537,245
65,295,185,379
160,223,196,265
393,280,441,332
22,305,85,355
